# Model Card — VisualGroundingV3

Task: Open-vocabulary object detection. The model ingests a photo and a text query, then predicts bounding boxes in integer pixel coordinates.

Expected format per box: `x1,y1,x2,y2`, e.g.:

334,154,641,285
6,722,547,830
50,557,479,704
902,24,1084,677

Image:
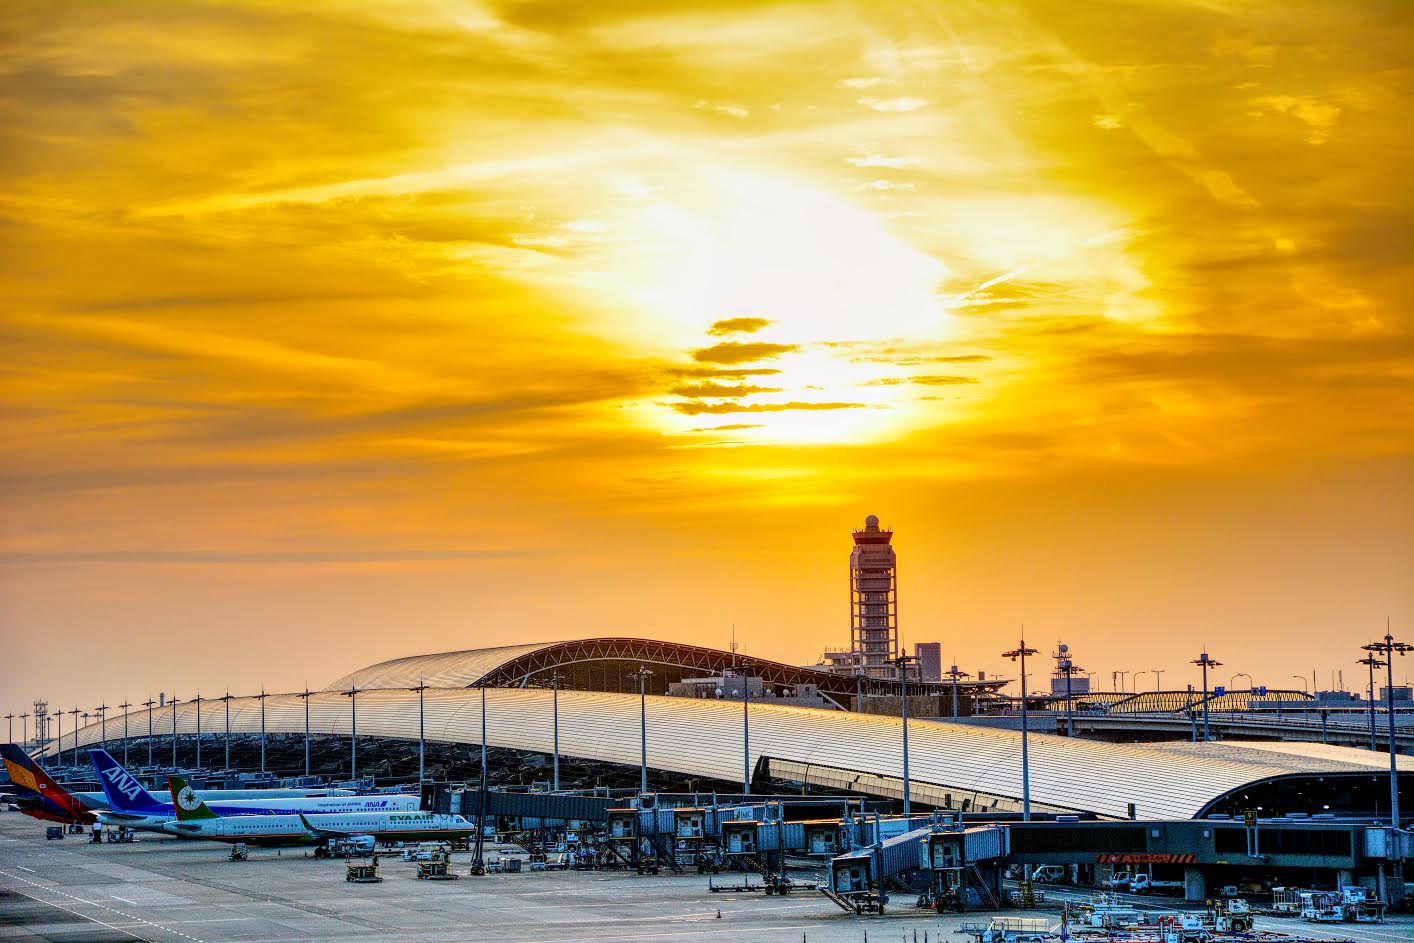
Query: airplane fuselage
72,787,353,811
97,795,420,831
163,811,476,846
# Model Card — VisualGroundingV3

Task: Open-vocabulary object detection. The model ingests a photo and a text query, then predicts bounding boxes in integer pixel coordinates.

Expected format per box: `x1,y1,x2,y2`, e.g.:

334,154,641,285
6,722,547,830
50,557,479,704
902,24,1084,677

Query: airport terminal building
43,638,1412,825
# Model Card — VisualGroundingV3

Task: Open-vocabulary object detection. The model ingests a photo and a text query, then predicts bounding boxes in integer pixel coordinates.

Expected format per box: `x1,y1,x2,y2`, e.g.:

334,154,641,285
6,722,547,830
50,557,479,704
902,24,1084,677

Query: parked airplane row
1,743,477,846
0,743,356,825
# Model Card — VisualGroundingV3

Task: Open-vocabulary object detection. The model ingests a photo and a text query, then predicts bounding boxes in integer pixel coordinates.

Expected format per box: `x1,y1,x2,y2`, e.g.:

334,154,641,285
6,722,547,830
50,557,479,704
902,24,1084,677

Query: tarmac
2,811,1411,943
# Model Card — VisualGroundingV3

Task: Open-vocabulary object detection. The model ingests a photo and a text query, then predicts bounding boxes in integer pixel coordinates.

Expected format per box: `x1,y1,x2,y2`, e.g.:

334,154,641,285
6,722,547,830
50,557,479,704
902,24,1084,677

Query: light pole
1292,674,1309,695
345,686,359,782
735,662,753,795
80,707,93,766
1362,631,1412,830
4,713,12,745
297,689,312,777
944,664,970,719
547,673,564,792
55,709,62,767
95,704,107,751
891,653,918,815
1003,637,1039,821
219,694,232,770
1134,671,1148,694
1151,669,1165,691
21,713,30,749
1230,673,1253,690
1192,652,1222,741
630,667,654,795
1359,655,1387,752
1114,670,1129,692
411,680,427,787
170,697,181,768
1054,644,1080,737
118,702,131,765
479,686,488,788
256,690,268,773
193,693,202,770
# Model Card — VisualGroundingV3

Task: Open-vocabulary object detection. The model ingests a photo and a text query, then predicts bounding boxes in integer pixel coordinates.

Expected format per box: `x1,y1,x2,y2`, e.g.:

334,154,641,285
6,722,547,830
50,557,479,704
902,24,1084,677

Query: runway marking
0,875,155,942
0,867,207,943
112,894,138,904
15,865,34,871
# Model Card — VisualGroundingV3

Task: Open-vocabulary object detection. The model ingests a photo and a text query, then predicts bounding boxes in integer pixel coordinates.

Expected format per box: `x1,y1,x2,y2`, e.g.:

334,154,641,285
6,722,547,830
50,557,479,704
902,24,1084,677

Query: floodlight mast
1357,654,1387,753
547,672,566,792
410,680,429,787
1002,637,1039,821
943,663,970,719
296,689,314,777
118,701,131,765
629,667,655,795
1191,651,1223,741
1362,630,1411,831
735,662,752,796
890,653,918,816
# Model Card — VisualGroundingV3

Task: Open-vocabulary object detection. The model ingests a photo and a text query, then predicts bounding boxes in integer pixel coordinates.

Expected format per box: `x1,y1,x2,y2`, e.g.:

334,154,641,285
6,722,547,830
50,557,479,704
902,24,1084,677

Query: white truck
1102,871,1132,891
1129,873,1184,896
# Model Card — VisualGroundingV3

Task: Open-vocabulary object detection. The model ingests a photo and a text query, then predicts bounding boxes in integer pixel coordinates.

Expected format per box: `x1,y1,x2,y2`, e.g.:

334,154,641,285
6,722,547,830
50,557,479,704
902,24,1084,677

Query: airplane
162,774,478,847
88,749,420,831
0,743,96,825
67,783,354,813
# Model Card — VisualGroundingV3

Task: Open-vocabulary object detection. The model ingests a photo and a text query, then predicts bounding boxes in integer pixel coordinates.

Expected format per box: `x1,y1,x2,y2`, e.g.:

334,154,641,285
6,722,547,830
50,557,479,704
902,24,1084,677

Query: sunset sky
2,1,1411,720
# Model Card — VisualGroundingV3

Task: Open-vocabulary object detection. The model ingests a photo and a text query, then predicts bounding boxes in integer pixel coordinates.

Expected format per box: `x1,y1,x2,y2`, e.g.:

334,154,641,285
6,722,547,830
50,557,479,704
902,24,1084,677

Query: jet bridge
920,822,1008,912
822,826,931,914
821,816,1010,915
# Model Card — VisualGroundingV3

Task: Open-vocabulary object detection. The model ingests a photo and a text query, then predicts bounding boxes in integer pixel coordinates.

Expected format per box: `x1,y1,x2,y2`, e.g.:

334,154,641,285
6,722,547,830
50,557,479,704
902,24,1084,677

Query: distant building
664,673,828,708
914,642,942,681
815,648,862,675
1050,643,1090,697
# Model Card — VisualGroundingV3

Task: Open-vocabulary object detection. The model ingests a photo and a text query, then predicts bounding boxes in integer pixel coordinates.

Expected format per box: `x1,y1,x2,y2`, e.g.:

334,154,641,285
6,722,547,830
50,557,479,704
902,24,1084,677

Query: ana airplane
88,750,420,831
0,744,95,825
67,784,353,813
162,774,478,846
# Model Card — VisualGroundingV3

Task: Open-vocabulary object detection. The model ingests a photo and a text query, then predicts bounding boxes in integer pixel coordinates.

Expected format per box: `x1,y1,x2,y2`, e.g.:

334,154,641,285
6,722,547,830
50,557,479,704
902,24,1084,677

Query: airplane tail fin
169,774,218,820
1,743,49,800
1,743,91,822
88,749,163,811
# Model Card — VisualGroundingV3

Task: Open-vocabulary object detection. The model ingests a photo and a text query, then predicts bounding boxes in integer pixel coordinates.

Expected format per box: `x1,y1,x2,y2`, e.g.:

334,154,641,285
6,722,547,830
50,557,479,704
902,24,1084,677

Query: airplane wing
296,813,351,840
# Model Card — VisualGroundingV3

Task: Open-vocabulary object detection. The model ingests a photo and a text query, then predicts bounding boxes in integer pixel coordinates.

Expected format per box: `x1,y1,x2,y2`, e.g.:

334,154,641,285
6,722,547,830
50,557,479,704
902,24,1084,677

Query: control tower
850,515,898,678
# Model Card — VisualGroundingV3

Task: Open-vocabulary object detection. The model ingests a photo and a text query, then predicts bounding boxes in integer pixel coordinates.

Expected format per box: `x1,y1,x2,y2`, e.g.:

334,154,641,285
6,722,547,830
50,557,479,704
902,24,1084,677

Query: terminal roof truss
326,637,1008,706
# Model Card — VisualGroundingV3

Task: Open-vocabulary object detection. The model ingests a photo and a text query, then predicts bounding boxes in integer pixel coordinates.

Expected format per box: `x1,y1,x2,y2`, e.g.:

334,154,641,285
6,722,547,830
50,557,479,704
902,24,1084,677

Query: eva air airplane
88,749,420,831
161,774,478,846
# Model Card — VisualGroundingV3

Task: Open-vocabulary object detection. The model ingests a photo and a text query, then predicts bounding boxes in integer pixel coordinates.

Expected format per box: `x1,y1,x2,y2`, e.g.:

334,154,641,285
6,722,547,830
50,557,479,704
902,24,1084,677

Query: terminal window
1009,826,1147,854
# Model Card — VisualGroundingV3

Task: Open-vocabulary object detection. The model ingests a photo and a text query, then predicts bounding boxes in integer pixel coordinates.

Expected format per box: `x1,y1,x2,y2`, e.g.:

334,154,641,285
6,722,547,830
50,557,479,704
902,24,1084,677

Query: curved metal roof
326,643,551,690
325,637,1008,704
49,688,1410,822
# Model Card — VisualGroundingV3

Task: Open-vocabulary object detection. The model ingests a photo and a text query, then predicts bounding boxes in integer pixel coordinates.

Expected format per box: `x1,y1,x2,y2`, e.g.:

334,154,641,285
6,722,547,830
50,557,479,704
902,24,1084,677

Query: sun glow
586,164,963,443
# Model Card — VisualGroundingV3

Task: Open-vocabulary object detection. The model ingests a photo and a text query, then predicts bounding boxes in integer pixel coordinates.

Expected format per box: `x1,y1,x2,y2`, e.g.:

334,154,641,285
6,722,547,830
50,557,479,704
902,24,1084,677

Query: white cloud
858,97,928,112
837,76,889,88
694,99,750,119
847,154,922,168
